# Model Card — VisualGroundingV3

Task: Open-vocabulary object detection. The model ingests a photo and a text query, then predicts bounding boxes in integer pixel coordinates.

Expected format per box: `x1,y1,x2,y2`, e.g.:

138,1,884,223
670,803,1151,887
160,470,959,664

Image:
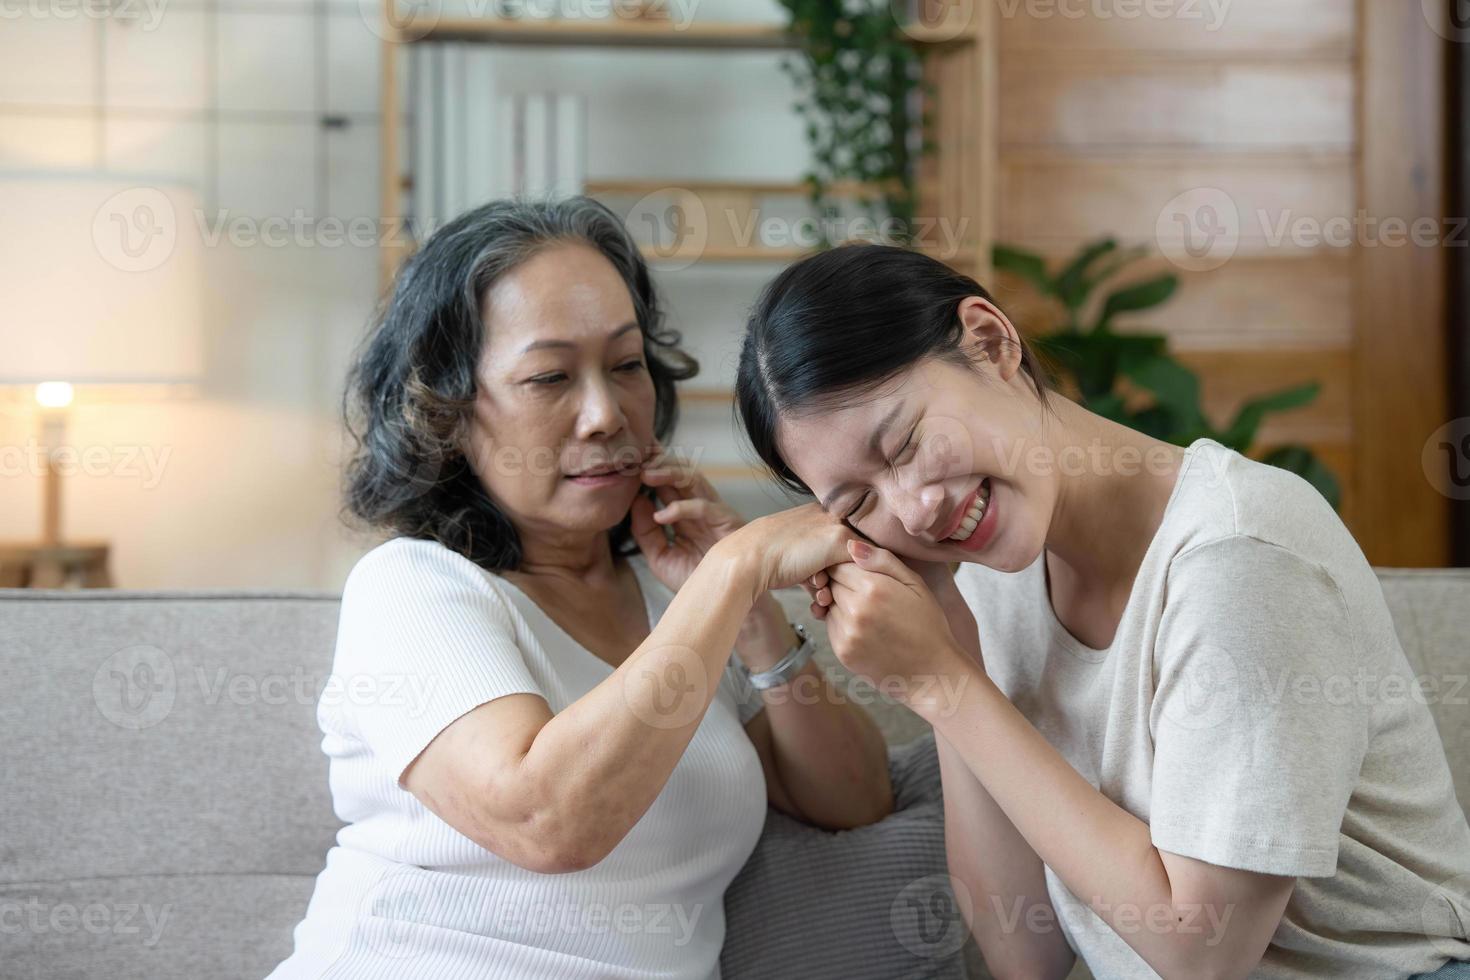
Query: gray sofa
3,569,1468,980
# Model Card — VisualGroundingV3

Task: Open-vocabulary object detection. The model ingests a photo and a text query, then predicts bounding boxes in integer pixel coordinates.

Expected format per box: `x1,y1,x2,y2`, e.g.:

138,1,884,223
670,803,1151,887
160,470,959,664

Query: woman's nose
574,378,625,439
892,480,946,538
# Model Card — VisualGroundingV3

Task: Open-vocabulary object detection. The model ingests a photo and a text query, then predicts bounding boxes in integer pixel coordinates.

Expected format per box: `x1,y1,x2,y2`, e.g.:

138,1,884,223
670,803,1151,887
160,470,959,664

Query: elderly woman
267,198,893,979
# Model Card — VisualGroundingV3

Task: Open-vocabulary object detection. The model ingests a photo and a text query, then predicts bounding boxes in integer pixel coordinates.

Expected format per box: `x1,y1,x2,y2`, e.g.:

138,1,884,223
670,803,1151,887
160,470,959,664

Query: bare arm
738,593,892,830
929,579,1076,980
403,505,854,874
638,457,891,830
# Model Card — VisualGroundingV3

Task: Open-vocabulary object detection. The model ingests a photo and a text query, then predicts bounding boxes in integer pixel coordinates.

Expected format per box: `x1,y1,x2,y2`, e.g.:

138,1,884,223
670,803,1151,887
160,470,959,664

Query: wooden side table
0,542,112,589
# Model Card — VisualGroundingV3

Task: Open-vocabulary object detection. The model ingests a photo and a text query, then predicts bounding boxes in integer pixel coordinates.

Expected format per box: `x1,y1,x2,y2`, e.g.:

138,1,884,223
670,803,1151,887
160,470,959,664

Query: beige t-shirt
955,438,1470,979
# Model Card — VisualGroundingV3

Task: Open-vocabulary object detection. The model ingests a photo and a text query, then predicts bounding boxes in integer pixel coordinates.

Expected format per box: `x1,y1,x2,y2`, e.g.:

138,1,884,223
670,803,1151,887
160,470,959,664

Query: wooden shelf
639,243,978,267
379,5,998,289
641,245,810,264
585,178,900,198
680,386,735,404
1003,47,1354,68
408,17,977,50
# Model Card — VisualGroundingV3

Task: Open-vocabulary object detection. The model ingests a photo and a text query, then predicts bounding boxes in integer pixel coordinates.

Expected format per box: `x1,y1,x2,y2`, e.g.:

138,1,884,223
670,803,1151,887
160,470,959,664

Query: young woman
734,243,1470,980
268,199,892,979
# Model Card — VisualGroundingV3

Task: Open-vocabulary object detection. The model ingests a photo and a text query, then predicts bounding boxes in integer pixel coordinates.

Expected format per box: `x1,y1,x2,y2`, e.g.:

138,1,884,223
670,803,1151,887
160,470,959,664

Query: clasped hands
803,537,980,717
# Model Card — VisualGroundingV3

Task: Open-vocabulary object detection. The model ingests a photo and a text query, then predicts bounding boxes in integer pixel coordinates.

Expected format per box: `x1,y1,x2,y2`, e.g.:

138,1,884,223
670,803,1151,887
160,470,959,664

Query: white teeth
946,484,990,541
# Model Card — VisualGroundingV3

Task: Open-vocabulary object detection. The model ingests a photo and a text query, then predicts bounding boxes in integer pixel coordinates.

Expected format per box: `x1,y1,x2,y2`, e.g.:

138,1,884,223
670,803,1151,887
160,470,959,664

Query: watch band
745,622,814,691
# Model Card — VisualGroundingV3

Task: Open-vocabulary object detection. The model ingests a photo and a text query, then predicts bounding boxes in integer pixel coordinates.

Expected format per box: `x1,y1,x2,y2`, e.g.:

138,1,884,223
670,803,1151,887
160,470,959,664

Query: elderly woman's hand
631,452,746,591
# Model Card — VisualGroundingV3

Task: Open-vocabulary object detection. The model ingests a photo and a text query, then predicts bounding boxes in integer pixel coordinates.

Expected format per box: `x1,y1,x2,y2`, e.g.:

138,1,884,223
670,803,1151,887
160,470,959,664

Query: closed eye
527,372,567,385
897,421,919,464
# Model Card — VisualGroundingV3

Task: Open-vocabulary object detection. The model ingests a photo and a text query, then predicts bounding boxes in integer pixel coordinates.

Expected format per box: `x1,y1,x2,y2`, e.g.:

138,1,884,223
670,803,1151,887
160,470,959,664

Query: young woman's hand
631,454,746,592
822,540,974,713
807,555,956,619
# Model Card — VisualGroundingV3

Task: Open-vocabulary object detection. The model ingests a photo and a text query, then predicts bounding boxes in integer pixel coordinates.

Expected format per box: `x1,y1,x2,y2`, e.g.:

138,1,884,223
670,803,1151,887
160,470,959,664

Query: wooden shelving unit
377,7,997,291
415,17,794,49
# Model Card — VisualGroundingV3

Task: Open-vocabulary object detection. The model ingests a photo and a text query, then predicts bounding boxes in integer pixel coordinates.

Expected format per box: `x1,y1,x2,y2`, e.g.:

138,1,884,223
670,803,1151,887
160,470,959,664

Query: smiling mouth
939,478,992,544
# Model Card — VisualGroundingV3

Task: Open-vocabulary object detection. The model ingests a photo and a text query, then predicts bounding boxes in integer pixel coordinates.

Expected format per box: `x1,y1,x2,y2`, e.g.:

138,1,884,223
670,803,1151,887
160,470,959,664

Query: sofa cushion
722,736,971,980
0,875,315,980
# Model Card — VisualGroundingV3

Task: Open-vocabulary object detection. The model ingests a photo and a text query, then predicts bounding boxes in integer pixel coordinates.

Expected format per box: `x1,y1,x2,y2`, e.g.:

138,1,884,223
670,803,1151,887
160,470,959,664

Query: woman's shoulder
1166,439,1359,579
343,536,518,609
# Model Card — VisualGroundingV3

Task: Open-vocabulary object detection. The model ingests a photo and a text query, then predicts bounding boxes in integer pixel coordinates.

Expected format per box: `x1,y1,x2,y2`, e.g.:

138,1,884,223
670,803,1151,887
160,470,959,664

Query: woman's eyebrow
518,321,638,355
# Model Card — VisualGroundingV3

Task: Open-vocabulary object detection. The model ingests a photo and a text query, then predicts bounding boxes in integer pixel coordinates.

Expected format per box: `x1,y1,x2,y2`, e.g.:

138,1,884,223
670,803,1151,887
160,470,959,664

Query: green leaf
1112,332,1170,367
1220,383,1320,451
1122,354,1207,433
1054,238,1117,311
1125,405,1183,441
1086,393,1128,420
1260,445,1342,511
992,244,1052,297
1097,275,1178,329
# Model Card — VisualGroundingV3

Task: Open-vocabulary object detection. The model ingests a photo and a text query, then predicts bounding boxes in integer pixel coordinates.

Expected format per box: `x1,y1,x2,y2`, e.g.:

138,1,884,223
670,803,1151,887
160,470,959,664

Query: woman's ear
956,296,1023,382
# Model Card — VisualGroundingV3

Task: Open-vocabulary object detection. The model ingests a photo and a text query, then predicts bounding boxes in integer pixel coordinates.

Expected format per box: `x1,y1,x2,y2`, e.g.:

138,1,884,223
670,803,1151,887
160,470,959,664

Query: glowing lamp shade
0,175,204,391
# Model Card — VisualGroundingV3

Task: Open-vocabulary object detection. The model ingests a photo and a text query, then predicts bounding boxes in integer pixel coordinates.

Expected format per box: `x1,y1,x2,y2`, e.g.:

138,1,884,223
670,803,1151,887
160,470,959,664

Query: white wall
0,0,812,590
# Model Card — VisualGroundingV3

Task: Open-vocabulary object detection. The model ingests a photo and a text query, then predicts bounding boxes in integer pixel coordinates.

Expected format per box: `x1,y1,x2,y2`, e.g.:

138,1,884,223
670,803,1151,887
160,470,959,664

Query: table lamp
0,175,204,587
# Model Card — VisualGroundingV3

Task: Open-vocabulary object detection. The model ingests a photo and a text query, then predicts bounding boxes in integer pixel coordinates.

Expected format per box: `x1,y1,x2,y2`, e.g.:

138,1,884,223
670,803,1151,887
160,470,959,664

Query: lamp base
0,541,112,589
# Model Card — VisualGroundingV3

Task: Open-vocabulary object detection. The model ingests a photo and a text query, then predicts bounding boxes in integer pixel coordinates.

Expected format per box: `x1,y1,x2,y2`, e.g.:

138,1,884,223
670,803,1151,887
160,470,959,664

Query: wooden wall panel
988,0,1446,560
1000,62,1354,149
998,156,1354,255
997,0,1354,56
1354,0,1450,565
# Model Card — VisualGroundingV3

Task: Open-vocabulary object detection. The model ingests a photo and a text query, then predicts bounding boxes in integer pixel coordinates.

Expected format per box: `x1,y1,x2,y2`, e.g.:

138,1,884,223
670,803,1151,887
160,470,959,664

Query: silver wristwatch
745,622,814,691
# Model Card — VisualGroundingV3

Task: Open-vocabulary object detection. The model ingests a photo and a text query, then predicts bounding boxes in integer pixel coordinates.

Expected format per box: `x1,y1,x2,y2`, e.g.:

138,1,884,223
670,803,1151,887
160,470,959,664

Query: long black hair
736,243,1049,495
342,196,697,571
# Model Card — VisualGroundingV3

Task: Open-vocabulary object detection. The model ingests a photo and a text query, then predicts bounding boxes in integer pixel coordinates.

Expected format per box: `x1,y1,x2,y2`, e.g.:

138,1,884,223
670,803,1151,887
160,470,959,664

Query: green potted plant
994,238,1341,509
777,0,929,242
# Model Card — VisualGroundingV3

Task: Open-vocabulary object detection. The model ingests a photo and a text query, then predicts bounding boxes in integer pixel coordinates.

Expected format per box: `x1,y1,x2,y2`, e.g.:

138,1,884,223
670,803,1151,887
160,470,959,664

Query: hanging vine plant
778,1,932,246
